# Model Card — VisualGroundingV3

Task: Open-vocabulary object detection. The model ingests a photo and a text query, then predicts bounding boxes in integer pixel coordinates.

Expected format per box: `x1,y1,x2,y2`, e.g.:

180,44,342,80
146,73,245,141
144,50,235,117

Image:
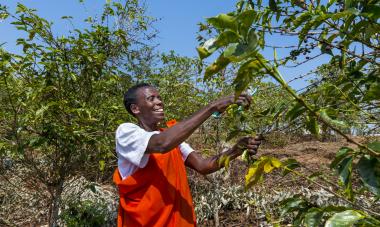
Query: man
113,83,261,226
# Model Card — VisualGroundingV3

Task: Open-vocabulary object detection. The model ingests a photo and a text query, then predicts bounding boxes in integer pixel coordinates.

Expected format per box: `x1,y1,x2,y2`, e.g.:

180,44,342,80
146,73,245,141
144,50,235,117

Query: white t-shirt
116,123,194,179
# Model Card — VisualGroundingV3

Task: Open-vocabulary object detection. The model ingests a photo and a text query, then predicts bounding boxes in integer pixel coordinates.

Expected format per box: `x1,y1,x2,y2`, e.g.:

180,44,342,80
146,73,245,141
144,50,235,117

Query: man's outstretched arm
184,136,262,175
146,94,251,153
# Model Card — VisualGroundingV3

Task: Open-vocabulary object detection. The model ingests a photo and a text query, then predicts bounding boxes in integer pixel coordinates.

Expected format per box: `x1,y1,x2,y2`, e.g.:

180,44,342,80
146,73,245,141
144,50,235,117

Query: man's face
133,86,165,124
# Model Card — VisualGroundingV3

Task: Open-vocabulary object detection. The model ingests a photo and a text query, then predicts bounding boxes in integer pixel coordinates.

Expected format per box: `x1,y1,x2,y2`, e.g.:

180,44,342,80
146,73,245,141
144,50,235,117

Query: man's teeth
154,109,163,112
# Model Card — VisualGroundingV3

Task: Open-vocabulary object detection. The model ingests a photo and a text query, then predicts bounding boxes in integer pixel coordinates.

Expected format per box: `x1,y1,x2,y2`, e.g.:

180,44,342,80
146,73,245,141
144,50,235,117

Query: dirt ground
192,135,379,226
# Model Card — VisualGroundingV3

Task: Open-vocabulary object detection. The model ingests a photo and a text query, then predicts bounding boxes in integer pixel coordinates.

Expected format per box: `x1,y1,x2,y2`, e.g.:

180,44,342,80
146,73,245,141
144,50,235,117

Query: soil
191,135,378,227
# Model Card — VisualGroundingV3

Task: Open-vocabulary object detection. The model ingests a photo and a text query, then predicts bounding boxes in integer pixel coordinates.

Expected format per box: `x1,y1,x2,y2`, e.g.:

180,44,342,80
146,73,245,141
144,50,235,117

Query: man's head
124,83,165,124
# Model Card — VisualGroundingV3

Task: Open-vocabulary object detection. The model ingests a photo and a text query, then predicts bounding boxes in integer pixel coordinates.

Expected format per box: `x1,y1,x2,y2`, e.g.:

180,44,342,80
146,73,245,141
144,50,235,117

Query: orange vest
113,120,196,227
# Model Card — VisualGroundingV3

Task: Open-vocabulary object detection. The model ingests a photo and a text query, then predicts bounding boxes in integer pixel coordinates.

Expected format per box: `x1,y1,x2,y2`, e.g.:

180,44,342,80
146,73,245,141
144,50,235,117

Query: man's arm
146,94,251,153
184,136,262,175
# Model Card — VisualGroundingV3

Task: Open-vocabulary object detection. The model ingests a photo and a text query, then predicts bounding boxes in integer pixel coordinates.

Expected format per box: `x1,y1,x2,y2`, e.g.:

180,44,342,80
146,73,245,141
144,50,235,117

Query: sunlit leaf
270,157,282,168
264,161,275,173
233,58,264,96
245,157,268,188
325,210,364,227
207,13,237,31
204,54,230,81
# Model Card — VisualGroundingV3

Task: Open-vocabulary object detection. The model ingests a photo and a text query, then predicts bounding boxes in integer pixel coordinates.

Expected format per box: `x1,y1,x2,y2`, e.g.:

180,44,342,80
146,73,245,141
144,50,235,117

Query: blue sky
0,0,328,90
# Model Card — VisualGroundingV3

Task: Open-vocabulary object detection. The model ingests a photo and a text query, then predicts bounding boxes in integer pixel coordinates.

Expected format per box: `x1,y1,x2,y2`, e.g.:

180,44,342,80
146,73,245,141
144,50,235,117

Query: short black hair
123,83,153,116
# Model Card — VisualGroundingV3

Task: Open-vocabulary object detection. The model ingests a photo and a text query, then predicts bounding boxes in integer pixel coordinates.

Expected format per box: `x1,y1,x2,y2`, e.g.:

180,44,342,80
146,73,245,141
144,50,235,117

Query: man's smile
153,108,164,113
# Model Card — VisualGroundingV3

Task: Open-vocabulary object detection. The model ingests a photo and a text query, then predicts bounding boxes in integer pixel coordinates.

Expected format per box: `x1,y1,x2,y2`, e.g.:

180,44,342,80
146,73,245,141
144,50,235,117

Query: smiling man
113,83,262,226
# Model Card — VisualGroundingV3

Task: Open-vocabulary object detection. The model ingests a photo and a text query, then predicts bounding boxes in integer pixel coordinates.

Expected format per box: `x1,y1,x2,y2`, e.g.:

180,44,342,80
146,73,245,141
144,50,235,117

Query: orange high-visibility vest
113,120,196,227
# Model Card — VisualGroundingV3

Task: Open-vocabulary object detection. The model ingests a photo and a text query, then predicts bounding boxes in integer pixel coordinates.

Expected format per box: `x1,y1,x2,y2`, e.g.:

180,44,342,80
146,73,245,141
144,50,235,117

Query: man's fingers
248,137,262,145
246,149,257,155
246,144,258,150
236,94,251,108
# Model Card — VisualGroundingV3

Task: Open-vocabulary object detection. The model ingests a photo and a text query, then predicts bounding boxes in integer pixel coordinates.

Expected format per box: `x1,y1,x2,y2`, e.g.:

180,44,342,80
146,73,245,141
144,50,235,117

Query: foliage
60,200,109,227
197,0,380,225
0,1,153,225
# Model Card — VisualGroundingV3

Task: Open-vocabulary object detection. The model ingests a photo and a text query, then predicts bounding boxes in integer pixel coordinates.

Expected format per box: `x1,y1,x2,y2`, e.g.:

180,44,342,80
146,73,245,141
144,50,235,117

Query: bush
60,200,109,227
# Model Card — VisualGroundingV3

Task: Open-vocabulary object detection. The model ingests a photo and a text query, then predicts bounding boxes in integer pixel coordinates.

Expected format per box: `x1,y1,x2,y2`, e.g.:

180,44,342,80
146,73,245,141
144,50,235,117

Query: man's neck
138,120,159,132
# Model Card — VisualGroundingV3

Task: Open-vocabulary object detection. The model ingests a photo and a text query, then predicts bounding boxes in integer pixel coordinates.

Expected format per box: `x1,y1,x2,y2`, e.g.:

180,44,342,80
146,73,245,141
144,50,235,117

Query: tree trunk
48,180,64,227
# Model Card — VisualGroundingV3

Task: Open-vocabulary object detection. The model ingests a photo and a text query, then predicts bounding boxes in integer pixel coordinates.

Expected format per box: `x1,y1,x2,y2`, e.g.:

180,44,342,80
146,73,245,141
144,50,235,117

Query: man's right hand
228,135,262,159
210,94,252,114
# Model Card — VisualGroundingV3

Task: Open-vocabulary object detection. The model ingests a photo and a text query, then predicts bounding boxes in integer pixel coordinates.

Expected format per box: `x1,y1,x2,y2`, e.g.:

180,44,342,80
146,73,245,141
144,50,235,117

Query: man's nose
155,98,163,105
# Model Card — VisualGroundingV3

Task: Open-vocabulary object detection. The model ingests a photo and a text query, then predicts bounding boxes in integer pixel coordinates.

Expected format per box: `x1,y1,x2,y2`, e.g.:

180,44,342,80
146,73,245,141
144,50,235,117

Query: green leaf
286,102,306,121
236,9,256,36
305,115,320,137
269,0,278,12
218,154,228,167
0,12,9,20
215,30,241,47
308,172,323,180
224,43,256,62
226,129,241,141
304,207,323,227
361,5,380,20
344,0,354,9
279,195,309,216
293,12,312,29
337,156,354,200
270,157,282,168
225,155,231,169
246,28,258,47
99,160,105,171
197,31,241,60
282,158,300,176
330,147,354,169
321,42,333,55
245,157,268,188
325,210,364,227
368,141,380,153
223,29,258,62
196,37,218,59
263,160,275,173
357,155,380,196
233,58,264,96
363,82,380,102
319,109,347,130
207,13,237,31
204,54,230,81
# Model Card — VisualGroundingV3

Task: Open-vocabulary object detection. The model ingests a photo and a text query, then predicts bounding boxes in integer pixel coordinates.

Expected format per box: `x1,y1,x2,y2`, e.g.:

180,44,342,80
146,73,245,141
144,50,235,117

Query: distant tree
0,1,155,225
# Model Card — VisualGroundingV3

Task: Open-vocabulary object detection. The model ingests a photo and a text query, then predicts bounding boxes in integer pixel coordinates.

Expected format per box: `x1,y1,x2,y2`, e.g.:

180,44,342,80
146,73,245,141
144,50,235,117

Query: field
1,0,379,226
189,135,380,226
3,134,378,226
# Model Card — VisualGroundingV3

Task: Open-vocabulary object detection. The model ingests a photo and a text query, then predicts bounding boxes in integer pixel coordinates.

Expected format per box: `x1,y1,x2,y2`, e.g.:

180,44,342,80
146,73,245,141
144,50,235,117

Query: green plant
60,200,108,227
197,0,380,225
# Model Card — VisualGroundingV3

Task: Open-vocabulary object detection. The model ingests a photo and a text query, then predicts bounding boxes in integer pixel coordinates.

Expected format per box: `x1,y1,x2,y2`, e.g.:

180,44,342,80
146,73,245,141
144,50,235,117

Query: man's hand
211,93,252,113
185,135,263,175
228,135,263,159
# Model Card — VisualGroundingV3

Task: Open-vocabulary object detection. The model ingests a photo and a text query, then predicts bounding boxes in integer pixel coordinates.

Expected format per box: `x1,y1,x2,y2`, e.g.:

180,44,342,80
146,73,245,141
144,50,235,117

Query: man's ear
130,104,140,115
